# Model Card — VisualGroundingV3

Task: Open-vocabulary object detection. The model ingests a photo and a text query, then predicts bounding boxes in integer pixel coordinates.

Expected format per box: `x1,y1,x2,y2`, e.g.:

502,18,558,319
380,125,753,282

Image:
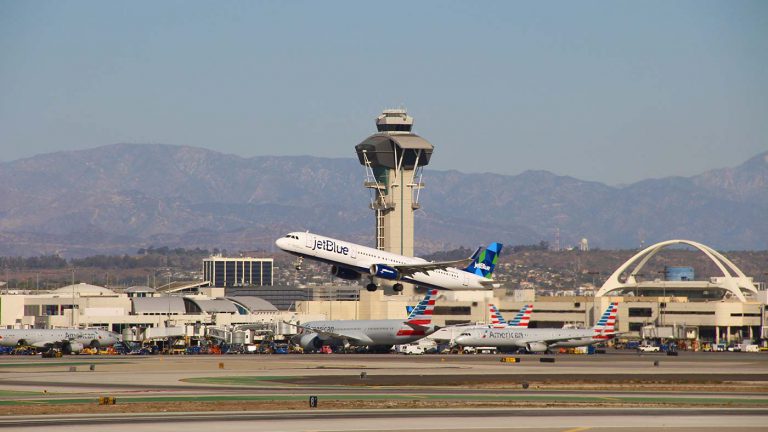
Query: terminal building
202,256,273,287
293,239,767,346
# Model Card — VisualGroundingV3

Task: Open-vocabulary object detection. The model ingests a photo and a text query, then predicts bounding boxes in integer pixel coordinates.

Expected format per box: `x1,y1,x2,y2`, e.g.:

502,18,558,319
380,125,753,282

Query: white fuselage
0,329,120,349
276,232,490,290
301,319,437,346
454,327,599,349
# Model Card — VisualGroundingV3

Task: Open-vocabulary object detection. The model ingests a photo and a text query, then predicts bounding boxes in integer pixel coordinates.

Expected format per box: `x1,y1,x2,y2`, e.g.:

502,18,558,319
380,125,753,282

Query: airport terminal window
445,320,471,326
23,305,40,316
665,311,715,315
43,305,59,316
434,306,471,315
628,322,644,331
628,307,653,317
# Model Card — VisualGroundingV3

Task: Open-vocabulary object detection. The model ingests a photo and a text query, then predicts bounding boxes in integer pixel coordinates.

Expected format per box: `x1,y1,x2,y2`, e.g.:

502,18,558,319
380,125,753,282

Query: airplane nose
455,336,467,344
275,237,289,250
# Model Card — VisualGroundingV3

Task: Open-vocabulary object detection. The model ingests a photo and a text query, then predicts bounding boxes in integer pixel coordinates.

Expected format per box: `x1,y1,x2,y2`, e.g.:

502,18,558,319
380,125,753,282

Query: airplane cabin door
350,247,356,259
462,275,470,287
305,234,314,249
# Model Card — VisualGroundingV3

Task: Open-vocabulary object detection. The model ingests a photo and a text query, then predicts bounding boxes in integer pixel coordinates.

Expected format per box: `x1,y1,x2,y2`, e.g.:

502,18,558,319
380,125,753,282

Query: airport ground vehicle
637,345,660,352
396,344,426,355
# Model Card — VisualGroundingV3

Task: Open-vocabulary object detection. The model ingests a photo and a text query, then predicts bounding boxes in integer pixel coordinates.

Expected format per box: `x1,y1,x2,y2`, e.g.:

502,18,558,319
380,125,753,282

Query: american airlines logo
312,239,349,255
484,331,524,339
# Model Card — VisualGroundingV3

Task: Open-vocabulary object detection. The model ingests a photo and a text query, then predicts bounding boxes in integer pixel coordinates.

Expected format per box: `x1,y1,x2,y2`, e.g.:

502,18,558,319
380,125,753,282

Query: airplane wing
389,246,482,277
519,333,595,346
282,322,373,345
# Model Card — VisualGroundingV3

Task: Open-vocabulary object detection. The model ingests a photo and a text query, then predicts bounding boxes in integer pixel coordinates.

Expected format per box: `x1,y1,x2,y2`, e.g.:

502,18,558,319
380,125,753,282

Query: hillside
0,144,765,256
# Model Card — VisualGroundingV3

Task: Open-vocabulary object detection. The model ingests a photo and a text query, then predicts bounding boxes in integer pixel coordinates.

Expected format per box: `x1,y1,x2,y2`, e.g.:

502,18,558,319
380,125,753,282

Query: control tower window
377,124,412,132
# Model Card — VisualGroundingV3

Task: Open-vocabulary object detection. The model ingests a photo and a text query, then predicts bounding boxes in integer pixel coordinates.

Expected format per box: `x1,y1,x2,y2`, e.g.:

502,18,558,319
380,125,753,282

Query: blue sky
1,1,766,184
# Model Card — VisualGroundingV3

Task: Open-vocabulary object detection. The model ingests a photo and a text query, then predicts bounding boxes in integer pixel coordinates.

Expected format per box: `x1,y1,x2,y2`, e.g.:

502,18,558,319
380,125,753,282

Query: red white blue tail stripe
592,302,618,340
489,304,533,328
508,304,533,328
402,289,438,327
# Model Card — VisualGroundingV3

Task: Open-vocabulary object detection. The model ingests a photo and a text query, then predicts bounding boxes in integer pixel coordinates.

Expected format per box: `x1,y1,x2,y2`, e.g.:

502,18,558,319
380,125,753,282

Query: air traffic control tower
355,109,433,258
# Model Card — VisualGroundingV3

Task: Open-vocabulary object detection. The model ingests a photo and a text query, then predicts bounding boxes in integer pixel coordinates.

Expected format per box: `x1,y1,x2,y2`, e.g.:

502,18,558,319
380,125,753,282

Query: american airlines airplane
275,232,503,292
454,302,619,353
428,303,533,343
0,328,120,353
288,289,439,352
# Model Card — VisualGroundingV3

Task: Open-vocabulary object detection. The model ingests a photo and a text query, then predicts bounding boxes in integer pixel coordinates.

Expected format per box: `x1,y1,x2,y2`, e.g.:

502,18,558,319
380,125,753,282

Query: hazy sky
1,1,766,184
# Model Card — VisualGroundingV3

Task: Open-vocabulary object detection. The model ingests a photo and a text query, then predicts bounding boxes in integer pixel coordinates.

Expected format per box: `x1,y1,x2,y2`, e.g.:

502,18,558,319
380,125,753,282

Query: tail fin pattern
464,242,503,279
593,302,619,340
406,289,438,326
508,304,533,328
489,304,507,328
398,289,438,337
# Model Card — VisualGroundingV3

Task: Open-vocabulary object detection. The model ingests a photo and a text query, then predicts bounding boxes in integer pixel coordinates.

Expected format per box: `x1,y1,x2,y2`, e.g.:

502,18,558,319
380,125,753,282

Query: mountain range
0,143,765,257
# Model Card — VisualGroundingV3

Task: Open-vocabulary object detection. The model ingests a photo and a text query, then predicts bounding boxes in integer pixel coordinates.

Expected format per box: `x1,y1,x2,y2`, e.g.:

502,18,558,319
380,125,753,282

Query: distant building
579,238,589,251
203,257,273,288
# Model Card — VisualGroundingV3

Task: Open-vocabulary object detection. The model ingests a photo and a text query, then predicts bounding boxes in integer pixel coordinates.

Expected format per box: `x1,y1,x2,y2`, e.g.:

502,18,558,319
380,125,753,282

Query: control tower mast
355,109,434,258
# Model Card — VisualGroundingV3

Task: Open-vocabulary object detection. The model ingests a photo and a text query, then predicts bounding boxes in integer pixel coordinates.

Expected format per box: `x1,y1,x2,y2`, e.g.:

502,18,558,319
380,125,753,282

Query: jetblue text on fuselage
312,239,349,256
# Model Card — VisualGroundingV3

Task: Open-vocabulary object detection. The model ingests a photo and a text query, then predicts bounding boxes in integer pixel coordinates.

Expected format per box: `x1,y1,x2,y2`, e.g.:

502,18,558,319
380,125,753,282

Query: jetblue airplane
275,232,503,292
455,302,619,353
288,289,439,351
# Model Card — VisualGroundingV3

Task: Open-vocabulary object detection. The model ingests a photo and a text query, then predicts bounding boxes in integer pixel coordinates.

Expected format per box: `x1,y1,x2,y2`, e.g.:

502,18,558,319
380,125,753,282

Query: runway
2,408,767,431
0,352,765,429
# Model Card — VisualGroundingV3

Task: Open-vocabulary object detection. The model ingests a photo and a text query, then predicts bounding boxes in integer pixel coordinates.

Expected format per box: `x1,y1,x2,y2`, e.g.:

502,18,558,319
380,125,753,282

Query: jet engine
370,264,400,280
525,342,548,353
331,265,361,281
63,341,84,354
298,334,324,352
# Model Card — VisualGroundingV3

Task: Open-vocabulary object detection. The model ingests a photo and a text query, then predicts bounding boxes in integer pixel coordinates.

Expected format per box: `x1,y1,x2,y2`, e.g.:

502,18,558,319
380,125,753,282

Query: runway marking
562,428,590,432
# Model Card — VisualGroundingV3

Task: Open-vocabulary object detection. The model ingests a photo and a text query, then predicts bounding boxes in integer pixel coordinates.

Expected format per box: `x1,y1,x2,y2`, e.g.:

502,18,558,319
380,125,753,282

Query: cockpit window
460,332,470,336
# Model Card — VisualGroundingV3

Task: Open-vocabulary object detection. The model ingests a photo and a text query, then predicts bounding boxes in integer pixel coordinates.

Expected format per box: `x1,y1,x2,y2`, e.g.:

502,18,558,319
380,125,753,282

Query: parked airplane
276,232,502,292
429,303,533,343
0,328,120,353
454,302,619,353
288,289,439,352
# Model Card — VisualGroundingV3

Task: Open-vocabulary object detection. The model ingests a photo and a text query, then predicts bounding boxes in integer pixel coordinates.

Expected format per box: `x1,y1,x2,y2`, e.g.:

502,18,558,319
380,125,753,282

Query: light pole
71,267,76,327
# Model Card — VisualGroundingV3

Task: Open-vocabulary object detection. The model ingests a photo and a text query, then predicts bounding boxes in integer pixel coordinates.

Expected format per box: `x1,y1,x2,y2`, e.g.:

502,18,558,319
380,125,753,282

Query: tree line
0,247,218,271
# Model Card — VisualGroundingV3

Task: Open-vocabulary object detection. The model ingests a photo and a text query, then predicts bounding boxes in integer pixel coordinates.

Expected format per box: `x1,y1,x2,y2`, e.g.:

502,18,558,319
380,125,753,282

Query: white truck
637,345,660,352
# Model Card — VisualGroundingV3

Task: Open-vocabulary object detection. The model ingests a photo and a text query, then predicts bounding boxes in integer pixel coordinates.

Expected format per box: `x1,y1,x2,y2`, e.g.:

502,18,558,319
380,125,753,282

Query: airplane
490,303,533,328
454,302,619,353
275,231,503,292
429,303,533,343
0,328,120,353
287,289,439,352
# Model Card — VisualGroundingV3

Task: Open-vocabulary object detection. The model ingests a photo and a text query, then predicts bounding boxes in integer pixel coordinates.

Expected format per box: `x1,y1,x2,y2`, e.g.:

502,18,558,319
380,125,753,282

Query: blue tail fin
464,242,503,279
